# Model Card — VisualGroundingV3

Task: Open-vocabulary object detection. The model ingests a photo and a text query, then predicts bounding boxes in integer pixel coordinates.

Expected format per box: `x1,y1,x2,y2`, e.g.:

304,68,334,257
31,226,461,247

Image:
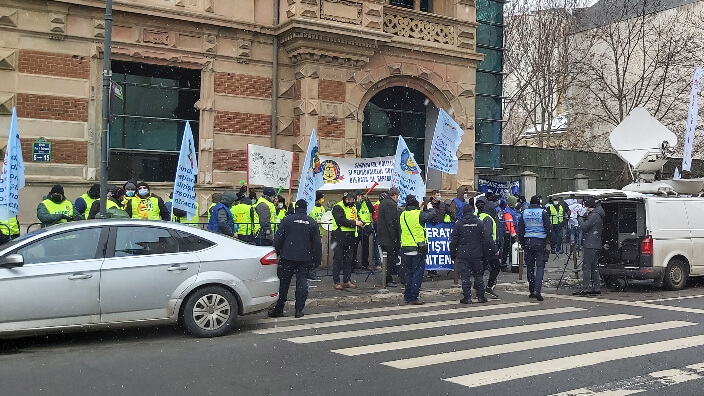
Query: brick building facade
0,0,482,225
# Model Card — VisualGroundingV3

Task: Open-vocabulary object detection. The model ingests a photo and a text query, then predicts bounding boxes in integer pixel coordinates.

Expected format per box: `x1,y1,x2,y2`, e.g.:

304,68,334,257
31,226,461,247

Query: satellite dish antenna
609,107,677,181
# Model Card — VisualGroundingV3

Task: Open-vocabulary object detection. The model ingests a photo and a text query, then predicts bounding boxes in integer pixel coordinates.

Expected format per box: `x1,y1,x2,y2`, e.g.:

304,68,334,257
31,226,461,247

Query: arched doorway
361,86,441,190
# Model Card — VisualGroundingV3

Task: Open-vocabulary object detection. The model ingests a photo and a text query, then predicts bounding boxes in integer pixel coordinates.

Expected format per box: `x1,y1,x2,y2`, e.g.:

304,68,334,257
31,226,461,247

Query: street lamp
99,0,113,218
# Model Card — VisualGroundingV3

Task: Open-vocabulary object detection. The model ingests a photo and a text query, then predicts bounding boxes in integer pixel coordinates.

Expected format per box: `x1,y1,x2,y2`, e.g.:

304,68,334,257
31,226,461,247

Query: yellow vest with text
400,209,427,247
548,205,564,225
42,199,73,225
310,205,326,236
80,193,98,220
358,201,372,224
0,217,19,235
231,203,253,236
173,201,199,225
331,201,358,237
130,196,161,220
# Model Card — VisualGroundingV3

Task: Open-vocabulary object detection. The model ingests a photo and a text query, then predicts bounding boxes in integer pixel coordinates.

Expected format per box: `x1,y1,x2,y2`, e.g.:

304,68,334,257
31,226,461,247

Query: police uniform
450,206,496,303
476,197,502,297
517,198,554,301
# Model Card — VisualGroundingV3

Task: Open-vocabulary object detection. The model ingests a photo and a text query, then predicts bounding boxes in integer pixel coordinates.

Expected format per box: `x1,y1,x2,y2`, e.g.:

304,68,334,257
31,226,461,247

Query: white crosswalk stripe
254,299,704,393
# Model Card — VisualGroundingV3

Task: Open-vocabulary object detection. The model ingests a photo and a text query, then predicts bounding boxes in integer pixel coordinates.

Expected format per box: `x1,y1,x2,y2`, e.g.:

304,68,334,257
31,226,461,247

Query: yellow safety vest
0,217,19,235
400,209,426,248
173,201,199,225
478,212,498,241
358,201,372,224
130,196,161,220
208,202,216,221
548,205,564,225
310,205,326,236
80,193,98,220
252,197,276,235
231,203,253,236
331,201,358,237
41,199,73,225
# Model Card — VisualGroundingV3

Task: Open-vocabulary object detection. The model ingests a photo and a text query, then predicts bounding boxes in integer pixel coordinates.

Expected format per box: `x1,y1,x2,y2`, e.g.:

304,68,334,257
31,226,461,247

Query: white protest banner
172,121,199,220
391,136,425,205
295,130,324,214
0,108,25,221
428,108,464,174
682,67,702,172
318,155,394,191
247,144,295,188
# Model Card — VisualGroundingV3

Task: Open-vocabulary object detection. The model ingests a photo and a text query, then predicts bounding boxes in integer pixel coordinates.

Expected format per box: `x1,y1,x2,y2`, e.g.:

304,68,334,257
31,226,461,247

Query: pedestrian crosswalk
253,298,704,393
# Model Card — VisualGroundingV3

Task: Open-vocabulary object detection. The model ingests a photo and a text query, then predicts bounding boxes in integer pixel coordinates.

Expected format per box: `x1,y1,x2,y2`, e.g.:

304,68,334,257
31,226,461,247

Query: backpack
453,197,467,218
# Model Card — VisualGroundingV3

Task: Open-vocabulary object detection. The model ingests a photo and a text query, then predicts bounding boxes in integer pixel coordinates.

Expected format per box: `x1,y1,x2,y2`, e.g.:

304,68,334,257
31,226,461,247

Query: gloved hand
265,229,273,240
62,214,74,222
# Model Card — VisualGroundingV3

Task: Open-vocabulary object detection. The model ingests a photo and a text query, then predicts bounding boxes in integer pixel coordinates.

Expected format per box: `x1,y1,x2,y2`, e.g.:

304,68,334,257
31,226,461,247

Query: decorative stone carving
175,0,185,6
358,73,375,90
295,64,320,80
287,0,320,19
279,81,296,99
293,100,307,116
49,12,67,40
418,66,432,81
204,33,217,53
236,36,252,62
0,48,17,70
308,100,320,115
293,136,307,152
142,29,171,46
362,2,383,29
442,82,457,101
321,101,343,118
346,71,357,82
457,147,474,160
456,26,475,49
204,0,214,12
458,0,476,6
279,29,384,67
320,0,362,25
278,117,295,135
0,92,15,116
199,138,214,151
384,11,454,45
194,99,213,111
202,173,213,184
458,83,475,97
293,100,319,116
343,103,357,119
344,139,357,155
388,63,402,76
0,7,18,27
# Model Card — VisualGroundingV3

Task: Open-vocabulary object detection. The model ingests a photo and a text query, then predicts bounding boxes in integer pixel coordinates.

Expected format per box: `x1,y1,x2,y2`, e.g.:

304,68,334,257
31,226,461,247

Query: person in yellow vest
0,215,20,245
400,195,435,305
307,191,326,280
331,191,364,290
253,187,276,246
122,181,137,209
352,190,375,272
74,183,100,221
124,182,169,220
37,184,78,227
546,196,568,255
231,195,255,243
475,196,502,299
87,186,130,219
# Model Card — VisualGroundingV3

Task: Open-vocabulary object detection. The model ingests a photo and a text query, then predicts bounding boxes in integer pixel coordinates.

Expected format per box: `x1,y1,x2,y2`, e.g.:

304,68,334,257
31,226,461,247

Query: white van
556,189,704,290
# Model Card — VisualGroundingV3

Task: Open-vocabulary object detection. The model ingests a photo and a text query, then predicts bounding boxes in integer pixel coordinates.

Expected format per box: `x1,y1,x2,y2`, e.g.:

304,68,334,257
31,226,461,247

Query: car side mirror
0,254,24,268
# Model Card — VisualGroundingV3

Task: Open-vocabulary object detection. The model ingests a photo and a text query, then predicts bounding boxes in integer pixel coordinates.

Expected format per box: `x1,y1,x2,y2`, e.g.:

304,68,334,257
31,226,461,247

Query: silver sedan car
0,220,279,338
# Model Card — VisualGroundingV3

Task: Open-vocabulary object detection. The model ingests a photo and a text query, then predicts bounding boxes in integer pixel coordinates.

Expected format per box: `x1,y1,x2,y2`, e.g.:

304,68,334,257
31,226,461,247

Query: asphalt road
4,286,704,396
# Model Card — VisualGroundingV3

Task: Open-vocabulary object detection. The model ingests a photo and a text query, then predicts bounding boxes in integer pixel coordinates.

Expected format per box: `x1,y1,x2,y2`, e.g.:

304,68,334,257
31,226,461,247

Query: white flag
295,129,324,214
0,108,25,221
428,109,464,174
172,122,199,220
390,136,426,205
682,67,702,172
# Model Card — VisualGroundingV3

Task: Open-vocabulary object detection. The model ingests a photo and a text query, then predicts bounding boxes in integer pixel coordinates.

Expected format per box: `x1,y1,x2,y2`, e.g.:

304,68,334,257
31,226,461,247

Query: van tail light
261,251,278,265
640,236,653,255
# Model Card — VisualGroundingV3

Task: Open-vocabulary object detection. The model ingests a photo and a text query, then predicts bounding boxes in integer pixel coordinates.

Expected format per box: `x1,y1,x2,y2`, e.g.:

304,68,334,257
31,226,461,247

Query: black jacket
331,203,358,246
376,196,401,248
450,211,497,260
578,205,605,249
274,206,322,265
429,199,452,224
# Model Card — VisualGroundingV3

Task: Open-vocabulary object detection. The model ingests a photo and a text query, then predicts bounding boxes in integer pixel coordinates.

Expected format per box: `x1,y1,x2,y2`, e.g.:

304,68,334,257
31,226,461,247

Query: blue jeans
403,253,425,303
274,259,310,313
551,224,564,253
524,238,547,294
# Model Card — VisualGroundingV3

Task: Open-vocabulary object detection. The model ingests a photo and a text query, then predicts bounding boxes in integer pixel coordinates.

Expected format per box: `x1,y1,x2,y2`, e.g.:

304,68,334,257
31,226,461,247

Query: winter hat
296,199,308,210
263,187,276,197
530,195,541,205
49,184,64,196
388,187,401,196
88,183,101,198
124,182,136,191
137,181,150,190
221,191,237,206
405,195,419,207
584,197,597,208
475,196,488,205
316,191,325,201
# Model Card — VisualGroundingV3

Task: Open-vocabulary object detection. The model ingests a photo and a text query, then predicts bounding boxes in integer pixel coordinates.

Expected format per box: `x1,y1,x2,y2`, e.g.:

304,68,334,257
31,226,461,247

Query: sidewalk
288,251,584,308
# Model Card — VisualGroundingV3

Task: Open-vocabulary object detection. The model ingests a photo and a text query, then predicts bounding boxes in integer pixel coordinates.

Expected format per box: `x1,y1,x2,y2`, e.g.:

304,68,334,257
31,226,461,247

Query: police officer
207,191,237,236
253,187,276,246
400,195,435,305
475,196,502,299
517,195,553,301
231,195,255,244
74,183,100,221
270,199,322,318
353,190,375,271
450,201,497,304
124,182,169,220
37,184,78,227
331,191,364,290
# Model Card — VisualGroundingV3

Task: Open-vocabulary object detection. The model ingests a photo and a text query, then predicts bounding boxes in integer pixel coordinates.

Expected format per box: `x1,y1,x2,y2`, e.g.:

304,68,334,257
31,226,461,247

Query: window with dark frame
109,61,201,182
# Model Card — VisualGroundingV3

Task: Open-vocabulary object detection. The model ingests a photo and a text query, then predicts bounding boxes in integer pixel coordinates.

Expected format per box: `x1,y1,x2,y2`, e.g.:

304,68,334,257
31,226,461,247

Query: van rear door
683,201,704,275
648,200,692,272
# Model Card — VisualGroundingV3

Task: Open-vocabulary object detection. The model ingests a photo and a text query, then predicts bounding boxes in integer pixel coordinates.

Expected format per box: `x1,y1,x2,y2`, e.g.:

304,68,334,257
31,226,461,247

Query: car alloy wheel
192,293,231,331
182,286,239,337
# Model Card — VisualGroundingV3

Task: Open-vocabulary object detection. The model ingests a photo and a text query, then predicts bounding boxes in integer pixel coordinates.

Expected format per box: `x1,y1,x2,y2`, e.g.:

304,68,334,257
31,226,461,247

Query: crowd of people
4,181,604,318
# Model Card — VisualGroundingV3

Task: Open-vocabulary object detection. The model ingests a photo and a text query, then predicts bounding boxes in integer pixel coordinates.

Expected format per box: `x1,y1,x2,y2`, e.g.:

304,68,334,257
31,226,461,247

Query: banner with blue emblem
391,136,425,205
172,122,199,220
295,129,324,215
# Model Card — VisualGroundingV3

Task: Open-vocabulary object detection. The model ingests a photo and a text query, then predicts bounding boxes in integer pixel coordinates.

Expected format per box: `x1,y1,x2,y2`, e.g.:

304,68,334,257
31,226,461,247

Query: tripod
556,242,583,291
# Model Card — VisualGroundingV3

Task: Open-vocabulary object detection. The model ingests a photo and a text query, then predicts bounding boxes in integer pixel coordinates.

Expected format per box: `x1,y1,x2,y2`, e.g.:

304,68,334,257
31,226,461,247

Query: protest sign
247,144,295,188
477,178,521,199
425,223,454,270
319,155,394,191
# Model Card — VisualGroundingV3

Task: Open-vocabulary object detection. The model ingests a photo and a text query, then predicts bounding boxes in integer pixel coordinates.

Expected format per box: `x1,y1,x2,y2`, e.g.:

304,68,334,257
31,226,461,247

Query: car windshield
1,228,48,249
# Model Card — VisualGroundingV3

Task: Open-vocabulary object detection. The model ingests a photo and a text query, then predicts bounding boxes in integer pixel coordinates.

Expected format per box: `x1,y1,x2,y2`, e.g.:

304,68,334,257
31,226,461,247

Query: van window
651,201,688,231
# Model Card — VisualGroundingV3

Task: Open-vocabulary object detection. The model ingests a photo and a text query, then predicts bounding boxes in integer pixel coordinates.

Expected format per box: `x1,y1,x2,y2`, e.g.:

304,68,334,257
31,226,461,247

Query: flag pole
99,0,113,218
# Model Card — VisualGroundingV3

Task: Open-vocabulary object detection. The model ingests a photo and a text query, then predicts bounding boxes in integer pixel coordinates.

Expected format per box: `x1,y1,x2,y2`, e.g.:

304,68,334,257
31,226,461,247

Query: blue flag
428,108,464,174
390,136,425,206
0,108,25,221
172,122,199,220
295,129,323,214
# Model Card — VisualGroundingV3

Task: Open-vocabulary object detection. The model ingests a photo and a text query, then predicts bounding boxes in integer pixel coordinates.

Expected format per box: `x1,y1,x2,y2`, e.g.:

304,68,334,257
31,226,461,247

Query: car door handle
167,265,188,271
68,273,93,280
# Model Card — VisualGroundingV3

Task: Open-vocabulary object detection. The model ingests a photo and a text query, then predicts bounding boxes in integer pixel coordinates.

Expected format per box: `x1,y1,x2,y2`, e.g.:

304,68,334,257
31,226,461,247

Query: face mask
51,194,62,203
138,188,149,197
277,203,283,209
318,198,324,205
553,201,558,205
435,195,441,201
344,200,355,207
463,194,468,200
126,190,135,197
